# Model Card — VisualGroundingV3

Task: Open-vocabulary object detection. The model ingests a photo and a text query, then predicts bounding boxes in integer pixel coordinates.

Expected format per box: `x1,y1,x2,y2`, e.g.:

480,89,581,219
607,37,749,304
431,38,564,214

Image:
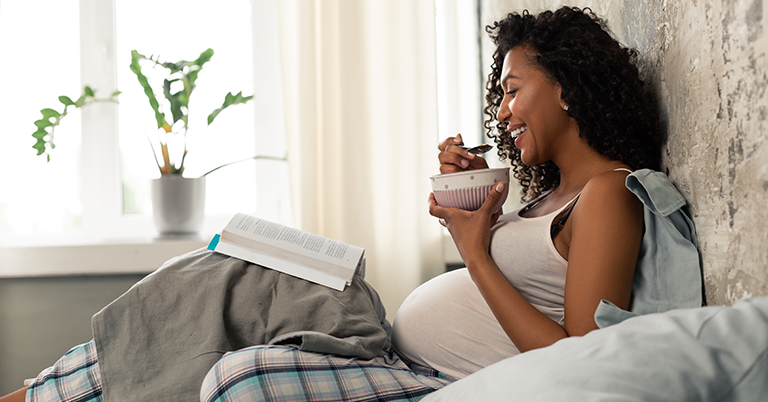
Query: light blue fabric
594,169,703,328
424,296,768,402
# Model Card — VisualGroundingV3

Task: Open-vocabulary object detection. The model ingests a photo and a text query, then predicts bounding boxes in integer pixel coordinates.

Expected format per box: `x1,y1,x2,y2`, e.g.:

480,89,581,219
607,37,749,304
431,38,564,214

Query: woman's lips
511,125,528,147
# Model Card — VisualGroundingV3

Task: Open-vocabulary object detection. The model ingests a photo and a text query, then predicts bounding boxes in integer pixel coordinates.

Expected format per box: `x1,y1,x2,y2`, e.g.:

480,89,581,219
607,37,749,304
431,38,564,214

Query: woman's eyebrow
501,74,520,87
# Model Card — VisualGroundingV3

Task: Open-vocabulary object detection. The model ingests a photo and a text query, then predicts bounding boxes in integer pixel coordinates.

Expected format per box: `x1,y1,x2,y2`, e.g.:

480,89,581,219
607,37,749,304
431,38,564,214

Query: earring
562,104,569,111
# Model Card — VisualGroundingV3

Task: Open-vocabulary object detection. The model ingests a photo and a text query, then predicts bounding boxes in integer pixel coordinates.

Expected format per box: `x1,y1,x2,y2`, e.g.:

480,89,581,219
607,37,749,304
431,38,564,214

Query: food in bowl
430,167,510,213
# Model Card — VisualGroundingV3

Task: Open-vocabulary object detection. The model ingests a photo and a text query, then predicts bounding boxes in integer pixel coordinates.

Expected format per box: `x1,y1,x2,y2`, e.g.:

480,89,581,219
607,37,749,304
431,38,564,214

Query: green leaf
59,96,75,106
159,60,189,73
132,50,150,63
163,79,185,125
193,48,214,68
207,91,254,125
34,118,53,129
83,86,95,97
32,129,48,139
176,89,189,107
111,90,122,97
186,48,214,91
131,50,168,129
74,95,87,107
40,108,61,119
32,139,46,155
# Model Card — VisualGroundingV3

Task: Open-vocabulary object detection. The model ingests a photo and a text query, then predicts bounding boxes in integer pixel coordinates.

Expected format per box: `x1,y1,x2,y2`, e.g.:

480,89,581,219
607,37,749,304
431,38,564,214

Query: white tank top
391,194,576,379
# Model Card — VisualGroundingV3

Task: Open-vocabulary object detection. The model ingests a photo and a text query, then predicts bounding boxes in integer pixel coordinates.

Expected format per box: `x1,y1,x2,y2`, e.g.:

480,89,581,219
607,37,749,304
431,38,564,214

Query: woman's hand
438,134,490,174
428,182,504,267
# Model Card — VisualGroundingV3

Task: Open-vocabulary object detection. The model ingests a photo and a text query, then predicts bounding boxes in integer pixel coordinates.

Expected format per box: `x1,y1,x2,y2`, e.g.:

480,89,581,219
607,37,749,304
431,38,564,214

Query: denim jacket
595,169,704,328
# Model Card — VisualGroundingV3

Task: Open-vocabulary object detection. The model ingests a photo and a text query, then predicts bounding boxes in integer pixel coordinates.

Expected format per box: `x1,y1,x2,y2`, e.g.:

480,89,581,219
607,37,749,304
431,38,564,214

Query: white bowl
430,167,510,212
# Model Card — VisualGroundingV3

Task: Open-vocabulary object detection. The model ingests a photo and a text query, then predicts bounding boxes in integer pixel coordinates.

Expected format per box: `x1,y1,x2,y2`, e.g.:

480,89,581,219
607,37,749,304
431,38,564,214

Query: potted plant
129,48,254,236
31,48,265,236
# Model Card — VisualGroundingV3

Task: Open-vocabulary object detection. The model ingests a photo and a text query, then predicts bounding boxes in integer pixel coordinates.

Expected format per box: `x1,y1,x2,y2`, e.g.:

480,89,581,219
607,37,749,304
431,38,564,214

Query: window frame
0,0,290,276
77,0,284,240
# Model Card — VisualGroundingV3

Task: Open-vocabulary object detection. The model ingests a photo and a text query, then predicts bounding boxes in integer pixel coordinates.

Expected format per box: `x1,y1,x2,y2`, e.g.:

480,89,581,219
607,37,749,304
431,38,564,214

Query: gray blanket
91,248,391,401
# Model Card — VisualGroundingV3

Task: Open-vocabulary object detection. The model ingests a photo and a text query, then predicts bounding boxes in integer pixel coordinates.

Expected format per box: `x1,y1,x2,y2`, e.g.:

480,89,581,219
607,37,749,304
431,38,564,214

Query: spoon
459,144,493,155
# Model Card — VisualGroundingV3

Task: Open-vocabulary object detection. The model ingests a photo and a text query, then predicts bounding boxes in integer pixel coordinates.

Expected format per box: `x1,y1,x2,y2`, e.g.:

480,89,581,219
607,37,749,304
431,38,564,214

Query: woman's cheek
509,97,517,115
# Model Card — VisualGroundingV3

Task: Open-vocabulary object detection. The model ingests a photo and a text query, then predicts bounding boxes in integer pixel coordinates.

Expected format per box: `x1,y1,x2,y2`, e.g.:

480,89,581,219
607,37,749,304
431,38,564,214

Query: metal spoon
459,144,493,155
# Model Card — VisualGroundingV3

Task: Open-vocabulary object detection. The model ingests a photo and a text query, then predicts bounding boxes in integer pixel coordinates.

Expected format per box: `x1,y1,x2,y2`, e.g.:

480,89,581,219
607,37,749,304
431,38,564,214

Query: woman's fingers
437,134,463,152
479,182,505,217
428,193,462,228
427,192,446,219
438,153,470,173
437,134,489,174
438,135,472,173
429,184,504,230
430,183,504,216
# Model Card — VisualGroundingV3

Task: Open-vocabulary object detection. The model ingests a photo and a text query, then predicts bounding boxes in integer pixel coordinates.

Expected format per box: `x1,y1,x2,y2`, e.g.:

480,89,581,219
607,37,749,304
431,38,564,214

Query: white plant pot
151,175,206,236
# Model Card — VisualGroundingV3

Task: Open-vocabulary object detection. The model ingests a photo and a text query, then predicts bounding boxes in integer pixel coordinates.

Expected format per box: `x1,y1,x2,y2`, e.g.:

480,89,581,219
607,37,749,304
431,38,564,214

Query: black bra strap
550,195,580,238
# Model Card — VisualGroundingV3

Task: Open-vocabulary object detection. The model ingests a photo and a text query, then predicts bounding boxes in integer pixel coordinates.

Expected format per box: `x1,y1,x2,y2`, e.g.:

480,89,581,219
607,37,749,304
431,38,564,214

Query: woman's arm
561,171,643,336
0,386,28,402
428,170,643,352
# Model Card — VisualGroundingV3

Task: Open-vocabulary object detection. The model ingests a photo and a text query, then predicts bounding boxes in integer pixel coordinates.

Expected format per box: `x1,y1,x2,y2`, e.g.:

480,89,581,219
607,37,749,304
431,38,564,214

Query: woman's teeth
510,126,528,137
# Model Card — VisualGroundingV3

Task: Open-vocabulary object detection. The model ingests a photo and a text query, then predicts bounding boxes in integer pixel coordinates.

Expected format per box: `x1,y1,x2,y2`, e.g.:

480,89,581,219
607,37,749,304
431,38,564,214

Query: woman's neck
551,140,626,197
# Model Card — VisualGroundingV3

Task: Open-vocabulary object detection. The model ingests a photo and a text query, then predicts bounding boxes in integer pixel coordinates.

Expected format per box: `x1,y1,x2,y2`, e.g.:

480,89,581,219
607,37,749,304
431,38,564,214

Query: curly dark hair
484,7,662,201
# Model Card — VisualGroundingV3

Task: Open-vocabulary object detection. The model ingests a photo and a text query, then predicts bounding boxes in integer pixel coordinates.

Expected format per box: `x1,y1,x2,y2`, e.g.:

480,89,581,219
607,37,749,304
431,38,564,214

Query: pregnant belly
391,268,520,379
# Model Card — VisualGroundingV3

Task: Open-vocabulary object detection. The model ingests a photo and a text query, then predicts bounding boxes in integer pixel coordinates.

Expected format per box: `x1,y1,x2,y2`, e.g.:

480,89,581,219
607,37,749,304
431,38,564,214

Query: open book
207,213,365,291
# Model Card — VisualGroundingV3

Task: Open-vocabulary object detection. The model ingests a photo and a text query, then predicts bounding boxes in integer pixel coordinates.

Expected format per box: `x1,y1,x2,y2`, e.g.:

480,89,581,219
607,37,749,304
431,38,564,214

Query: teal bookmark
207,234,220,251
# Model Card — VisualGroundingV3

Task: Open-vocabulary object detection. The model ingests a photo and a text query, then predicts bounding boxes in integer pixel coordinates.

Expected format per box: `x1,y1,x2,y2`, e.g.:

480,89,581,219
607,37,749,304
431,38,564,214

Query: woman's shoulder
576,168,641,219
582,168,633,197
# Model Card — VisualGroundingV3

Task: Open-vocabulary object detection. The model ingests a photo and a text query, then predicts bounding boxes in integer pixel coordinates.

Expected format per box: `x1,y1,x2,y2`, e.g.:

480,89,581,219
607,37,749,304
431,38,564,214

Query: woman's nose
496,96,511,122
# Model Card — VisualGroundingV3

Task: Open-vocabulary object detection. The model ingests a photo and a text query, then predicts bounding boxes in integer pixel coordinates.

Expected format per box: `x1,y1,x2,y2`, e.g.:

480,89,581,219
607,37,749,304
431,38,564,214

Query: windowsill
0,235,212,278
3,231,461,278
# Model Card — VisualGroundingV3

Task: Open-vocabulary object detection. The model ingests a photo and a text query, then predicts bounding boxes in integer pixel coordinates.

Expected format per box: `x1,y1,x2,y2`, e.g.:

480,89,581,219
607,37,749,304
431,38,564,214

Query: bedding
422,296,768,402
200,345,453,402
33,298,768,402
90,248,391,402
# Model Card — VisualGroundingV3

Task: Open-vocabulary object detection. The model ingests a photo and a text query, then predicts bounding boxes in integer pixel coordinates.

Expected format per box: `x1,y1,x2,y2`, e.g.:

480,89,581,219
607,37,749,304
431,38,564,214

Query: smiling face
496,46,574,166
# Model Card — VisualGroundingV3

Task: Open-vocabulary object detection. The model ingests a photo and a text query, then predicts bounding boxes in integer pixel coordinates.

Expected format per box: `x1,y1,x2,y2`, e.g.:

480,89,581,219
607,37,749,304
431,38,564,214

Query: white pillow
423,297,768,402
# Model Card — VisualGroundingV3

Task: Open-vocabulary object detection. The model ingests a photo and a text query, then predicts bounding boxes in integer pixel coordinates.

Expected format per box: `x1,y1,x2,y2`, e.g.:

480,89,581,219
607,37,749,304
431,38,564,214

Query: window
434,0,521,264
435,0,521,192
0,0,83,238
0,0,291,247
435,0,484,147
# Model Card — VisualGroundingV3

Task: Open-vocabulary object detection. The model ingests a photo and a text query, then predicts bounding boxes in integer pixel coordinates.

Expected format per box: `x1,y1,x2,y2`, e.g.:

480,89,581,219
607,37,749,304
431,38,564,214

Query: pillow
423,297,768,402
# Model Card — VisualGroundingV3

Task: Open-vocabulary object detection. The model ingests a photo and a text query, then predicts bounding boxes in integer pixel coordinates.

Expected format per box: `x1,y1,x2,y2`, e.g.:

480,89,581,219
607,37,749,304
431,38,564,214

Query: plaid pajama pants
26,340,103,402
25,341,453,401
200,345,454,402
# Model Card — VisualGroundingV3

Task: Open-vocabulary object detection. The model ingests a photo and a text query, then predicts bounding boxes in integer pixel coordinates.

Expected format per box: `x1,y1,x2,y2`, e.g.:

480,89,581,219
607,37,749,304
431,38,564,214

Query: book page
213,240,348,291
221,213,364,278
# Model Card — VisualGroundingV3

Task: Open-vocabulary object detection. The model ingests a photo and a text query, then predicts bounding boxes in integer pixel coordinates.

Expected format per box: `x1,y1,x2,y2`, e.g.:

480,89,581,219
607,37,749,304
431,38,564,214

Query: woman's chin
518,151,536,167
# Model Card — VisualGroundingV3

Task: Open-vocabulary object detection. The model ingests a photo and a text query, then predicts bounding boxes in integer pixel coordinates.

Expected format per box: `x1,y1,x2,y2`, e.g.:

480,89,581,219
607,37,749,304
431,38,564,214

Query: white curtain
269,0,445,319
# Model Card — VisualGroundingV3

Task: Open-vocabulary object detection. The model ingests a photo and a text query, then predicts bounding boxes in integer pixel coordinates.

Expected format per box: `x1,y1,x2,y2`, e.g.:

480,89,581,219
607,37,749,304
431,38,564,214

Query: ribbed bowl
431,167,510,212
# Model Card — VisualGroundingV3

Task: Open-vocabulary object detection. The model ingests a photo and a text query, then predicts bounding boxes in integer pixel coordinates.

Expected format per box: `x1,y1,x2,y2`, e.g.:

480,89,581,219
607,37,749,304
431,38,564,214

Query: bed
200,296,768,402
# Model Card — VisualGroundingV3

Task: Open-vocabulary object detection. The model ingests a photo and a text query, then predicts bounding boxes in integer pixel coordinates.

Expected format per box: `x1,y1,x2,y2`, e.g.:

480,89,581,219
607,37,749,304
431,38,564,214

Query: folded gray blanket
92,248,391,401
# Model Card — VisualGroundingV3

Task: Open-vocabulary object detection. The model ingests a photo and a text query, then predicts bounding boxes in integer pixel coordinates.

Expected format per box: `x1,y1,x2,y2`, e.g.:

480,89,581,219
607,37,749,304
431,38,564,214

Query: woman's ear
556,86,568,111
557,86,572,112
